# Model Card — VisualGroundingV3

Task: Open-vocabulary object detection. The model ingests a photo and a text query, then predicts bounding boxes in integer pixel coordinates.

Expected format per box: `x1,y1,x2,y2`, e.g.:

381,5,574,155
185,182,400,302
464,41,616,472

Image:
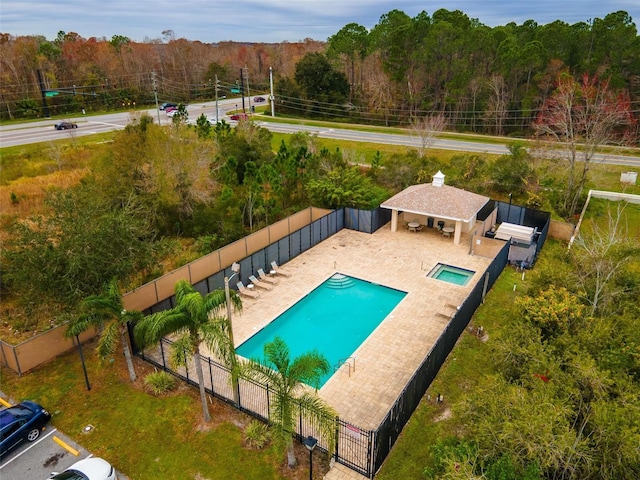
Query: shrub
243,420,271,449
144,370,176,395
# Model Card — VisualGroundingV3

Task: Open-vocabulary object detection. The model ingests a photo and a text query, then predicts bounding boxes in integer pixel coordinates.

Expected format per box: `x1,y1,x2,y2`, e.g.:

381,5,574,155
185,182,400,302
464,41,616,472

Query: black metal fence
130,205,512,477
135,336,374,475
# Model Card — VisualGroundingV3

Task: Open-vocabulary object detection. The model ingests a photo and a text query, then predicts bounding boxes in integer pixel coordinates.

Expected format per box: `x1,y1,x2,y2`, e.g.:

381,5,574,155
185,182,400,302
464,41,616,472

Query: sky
1,0,639,44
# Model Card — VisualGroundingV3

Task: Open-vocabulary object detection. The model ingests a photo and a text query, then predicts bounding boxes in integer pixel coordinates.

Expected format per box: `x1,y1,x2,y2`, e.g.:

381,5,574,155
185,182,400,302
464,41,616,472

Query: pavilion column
453,220,462,245
390,210,398,232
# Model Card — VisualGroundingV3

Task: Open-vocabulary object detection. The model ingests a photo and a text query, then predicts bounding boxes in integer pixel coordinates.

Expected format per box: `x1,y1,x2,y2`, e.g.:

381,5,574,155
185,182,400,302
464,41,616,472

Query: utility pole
152,71,161,125
215,75,220,123
243,66,252,115
36,69,51,118
269,66,275,117
239,68,245,113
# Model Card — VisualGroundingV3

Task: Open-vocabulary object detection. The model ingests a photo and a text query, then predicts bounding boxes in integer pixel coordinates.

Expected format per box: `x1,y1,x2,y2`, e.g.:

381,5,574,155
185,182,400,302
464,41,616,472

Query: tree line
1,9,638,138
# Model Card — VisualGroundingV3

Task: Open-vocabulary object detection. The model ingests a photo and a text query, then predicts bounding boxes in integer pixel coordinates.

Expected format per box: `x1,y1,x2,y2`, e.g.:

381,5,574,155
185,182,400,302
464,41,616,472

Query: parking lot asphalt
0,392,128,479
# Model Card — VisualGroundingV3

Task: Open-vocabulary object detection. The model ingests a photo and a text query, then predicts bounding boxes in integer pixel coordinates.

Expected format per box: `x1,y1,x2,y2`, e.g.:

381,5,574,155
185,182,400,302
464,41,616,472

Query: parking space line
53,436,80,456
0,398,11,408
0,427,57,468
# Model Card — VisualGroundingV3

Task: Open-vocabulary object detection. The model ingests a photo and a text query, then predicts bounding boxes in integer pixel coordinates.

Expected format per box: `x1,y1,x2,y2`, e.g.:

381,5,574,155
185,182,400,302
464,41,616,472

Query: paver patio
229,222,502,430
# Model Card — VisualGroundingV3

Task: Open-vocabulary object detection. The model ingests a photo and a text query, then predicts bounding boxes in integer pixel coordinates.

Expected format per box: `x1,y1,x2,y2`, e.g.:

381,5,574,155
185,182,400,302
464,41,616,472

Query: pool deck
229,223,503,431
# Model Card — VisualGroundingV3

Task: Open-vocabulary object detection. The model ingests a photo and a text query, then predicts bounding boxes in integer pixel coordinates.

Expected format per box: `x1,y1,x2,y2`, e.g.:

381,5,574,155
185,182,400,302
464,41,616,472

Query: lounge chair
248,274,273,291
257,268,279,284
270,261,292,277
237,281,259,299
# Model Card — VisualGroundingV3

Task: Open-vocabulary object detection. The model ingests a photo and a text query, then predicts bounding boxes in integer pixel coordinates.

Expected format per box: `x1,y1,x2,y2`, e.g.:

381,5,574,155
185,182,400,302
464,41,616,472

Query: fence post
368,429,375,479
334,418,339,461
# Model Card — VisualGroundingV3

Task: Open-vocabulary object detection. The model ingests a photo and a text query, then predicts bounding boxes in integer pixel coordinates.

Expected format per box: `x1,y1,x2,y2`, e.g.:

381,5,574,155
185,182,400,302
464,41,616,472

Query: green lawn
376,263,534,479
0,346,324,479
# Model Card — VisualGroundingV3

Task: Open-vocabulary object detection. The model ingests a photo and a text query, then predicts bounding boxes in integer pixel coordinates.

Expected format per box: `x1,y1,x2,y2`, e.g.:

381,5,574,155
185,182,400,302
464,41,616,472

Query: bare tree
571,201,640,316
410,113,447,157
534,74,635,217
486,74,509,136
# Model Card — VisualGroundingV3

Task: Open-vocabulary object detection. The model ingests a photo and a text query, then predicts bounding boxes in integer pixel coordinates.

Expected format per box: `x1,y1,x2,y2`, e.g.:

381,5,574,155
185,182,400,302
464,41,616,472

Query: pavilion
380,171,491,245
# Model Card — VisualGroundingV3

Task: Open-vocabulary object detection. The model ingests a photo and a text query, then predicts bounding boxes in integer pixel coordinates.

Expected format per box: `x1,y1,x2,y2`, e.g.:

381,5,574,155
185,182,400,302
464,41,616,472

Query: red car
253,96,266,103
229,113,249,121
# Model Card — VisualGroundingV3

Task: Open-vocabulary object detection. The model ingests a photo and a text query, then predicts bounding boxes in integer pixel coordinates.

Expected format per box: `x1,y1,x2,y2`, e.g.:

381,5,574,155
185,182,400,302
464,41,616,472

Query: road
2,102,639,167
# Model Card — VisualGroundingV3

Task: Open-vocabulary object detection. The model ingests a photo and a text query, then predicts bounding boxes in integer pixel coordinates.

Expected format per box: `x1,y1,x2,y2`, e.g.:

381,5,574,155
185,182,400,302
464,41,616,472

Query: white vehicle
48,457,117,480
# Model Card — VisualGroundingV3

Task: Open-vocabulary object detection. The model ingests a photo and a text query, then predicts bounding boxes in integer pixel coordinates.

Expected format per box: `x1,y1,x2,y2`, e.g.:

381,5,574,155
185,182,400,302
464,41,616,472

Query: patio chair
236,281,260,299
258,268,279,284
249,274,273,291
437,221,445,232
270,261,292,277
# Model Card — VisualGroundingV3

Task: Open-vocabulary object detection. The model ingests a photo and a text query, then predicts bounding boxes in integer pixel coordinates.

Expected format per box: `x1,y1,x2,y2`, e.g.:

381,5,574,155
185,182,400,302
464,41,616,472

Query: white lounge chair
237,281,259,299
257,268,279,284
248,274,273,291
270,261,291,277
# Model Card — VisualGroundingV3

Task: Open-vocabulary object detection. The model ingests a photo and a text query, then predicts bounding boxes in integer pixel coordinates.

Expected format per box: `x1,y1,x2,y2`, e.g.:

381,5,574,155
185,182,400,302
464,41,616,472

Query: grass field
0,344,329,480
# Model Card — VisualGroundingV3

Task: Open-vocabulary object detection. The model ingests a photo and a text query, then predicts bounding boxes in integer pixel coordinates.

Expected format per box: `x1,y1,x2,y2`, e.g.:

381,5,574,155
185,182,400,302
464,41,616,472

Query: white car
48,457,117,480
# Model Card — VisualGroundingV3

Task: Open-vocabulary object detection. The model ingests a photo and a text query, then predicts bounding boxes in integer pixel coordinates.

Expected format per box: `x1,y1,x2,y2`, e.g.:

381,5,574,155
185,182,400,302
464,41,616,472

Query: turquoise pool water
236,274,407,387
427,264,475,286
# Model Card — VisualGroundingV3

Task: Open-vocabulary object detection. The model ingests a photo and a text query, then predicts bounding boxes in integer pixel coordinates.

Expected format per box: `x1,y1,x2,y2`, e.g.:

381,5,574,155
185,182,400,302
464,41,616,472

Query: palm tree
240,336,336,467
133,279,242,422
66,278,142,382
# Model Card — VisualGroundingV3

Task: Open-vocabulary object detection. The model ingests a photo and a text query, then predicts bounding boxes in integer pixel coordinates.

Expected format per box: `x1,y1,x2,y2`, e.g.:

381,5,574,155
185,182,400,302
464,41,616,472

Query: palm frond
289,350,331,390
134,309,189,348
239,358,282,388
65,313,104,338
203,288,243,317
174,279,196,305
96,321,120,359
122,309,143,325
82,278,123,317
297,391,337,452
264,336,291,376
200,318,234,364
82,295,119,316
186,292,208,321
169,333,194,367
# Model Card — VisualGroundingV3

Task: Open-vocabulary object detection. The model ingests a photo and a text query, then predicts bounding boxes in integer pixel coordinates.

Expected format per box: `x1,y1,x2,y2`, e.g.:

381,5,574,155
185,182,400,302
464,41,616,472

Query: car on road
49,457,118,480
54,121,78,130
0,400,51,459
229,113,249,121
159,102,177,111
253,96,266,103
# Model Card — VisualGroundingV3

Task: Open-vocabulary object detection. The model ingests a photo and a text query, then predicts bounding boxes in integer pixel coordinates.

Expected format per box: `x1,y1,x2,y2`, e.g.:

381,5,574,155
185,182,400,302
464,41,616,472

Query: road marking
0,427,57,468
53,436,80,456
0,398,11,407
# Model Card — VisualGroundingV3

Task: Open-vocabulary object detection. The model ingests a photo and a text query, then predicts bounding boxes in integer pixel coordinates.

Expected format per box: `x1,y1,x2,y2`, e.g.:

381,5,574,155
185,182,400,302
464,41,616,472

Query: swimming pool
236,274,407,387
427,263,475,286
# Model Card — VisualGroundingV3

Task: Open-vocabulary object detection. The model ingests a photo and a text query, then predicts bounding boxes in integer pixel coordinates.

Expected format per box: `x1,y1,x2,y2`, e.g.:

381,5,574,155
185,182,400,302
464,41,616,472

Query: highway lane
2,104,639,167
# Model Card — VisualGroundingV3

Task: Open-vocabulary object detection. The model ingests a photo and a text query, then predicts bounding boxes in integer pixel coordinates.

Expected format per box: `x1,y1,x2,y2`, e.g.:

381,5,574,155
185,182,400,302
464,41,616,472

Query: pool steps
327,273,355,289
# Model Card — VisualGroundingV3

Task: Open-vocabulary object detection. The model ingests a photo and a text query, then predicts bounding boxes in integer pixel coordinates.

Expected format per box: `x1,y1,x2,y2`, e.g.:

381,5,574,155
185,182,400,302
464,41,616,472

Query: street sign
230,88,241,94
45,91,59,97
